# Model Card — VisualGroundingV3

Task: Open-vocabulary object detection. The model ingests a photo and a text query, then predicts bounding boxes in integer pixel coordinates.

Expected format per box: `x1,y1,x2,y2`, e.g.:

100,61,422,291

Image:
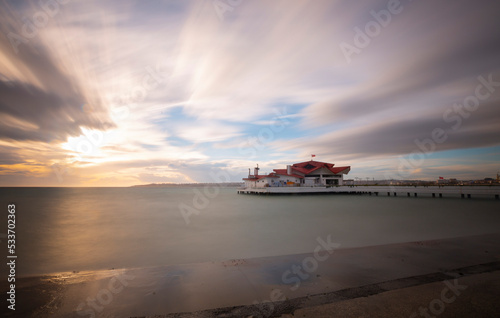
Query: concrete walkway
3,233,500,317
286,270,500,318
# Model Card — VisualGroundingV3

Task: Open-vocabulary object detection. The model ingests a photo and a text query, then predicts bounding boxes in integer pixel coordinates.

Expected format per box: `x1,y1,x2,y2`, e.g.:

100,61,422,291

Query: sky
1,0,500,186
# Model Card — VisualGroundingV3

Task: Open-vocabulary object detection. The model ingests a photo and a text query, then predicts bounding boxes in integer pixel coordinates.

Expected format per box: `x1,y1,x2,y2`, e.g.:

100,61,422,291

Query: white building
243,160,351,188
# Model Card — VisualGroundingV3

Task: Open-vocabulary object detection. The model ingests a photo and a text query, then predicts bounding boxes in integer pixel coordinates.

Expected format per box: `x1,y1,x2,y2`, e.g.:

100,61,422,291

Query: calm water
0,187,499,277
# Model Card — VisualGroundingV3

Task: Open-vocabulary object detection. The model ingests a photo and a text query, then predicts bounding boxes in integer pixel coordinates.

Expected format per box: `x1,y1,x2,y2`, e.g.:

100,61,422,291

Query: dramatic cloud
281,99,500,160
1,0,499,186
0,80,115,142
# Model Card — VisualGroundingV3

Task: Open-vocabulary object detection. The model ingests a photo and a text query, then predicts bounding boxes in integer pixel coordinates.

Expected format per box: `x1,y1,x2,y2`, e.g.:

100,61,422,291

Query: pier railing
237,185,500,199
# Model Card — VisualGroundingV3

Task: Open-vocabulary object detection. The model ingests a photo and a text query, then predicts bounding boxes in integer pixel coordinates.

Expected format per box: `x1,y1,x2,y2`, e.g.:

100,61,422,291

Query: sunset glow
1,0,500,186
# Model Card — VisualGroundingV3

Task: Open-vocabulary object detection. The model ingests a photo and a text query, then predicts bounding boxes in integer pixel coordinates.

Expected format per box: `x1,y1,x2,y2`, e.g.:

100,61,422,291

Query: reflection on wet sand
3,233,500,317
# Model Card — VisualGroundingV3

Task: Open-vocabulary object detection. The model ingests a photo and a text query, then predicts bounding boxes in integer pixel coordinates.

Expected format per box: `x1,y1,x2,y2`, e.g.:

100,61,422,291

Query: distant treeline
131,182,244,188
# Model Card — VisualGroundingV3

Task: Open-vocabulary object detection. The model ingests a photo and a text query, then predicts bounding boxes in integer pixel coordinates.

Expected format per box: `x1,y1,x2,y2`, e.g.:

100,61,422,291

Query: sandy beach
2,233,500,317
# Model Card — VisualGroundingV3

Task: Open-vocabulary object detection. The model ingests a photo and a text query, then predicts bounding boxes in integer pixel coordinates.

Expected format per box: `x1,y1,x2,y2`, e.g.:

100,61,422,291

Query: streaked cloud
1,0,499,186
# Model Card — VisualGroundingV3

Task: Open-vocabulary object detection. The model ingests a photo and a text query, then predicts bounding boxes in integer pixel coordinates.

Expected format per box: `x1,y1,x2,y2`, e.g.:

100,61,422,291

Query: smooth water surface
0,187,499,277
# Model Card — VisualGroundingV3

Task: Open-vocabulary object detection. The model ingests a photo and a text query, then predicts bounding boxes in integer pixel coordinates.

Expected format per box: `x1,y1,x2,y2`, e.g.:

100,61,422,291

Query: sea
1,187,499,277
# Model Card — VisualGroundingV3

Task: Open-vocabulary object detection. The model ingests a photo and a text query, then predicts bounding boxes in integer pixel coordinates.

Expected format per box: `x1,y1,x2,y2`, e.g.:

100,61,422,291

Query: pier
237,185,500,199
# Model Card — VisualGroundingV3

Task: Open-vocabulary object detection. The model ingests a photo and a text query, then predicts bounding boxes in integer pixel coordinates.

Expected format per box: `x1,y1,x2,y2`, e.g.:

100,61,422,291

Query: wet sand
2,233,500,317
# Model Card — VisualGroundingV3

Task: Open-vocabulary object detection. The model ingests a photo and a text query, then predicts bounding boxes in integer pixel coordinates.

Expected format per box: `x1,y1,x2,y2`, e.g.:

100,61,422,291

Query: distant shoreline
130,182,244,188
130,182,500,188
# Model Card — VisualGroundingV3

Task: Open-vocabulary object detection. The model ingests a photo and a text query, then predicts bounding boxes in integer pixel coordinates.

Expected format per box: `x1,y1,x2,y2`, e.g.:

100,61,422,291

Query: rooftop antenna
254,164,260,176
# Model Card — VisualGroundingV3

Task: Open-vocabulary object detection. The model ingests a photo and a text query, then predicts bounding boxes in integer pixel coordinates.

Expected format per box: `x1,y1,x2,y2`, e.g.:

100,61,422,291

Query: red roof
329,166,351,174
243,161,350,181
272,169,304,179
291,160,350,175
